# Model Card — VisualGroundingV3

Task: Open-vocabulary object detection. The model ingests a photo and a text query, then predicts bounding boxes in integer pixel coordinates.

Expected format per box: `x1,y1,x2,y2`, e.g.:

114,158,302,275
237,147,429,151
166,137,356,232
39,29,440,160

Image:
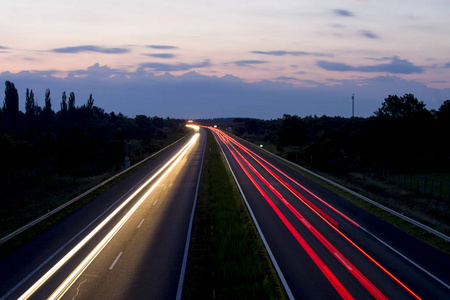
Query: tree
437,100,450,120
375,93,428,118
25,88,36,118
277,114,308,146
2,80,19,128
43,88,53,123
86,93,94,109
61,91,67,112
68,92,76,113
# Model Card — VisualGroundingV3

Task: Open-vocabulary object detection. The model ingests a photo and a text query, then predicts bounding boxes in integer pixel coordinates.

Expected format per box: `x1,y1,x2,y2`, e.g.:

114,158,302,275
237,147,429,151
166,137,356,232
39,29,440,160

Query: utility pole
351,93,355,117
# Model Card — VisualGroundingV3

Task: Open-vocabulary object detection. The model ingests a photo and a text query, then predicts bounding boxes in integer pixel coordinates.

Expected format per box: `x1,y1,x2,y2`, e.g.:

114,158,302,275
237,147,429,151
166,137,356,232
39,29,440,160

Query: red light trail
211,127,421,300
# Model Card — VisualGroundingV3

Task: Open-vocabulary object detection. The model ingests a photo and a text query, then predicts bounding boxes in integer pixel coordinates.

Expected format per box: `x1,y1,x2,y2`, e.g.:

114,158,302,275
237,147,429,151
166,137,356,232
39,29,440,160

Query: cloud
317,61,355,72
444,63,450,68
333,9,355,17
140,60,210,71
233,60,268,66
360,30,379,39
67,63,125,80
317,56,424,74
275,76,300,81
252,50,328,57
147,45,178,50
144,53,176,59
0,45,10,53
52,45,129,54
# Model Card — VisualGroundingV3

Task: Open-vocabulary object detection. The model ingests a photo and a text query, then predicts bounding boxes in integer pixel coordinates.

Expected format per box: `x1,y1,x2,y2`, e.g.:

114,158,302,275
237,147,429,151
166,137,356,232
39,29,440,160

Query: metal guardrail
0,136,188,245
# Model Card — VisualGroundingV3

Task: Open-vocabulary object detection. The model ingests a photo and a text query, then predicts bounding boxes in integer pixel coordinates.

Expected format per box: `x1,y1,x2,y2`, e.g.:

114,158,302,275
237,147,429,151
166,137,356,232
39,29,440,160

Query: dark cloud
52,45,129,54
275,76,300,81
317,56,424,74
0,46,10,53
317,61,355,72
144,53,176,59
252,50,328,57
333,9,355,17
147,45,178,50
233,60,268,66
360,30,379,39
140,60,210,71
444,63,450,68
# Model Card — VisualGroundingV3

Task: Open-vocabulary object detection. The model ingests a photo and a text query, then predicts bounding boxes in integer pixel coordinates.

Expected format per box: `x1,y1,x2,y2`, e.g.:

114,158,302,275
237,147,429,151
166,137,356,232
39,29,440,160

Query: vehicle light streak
216,128,358,227
218,133,354,300
214,128,421,300
229,141,387,300
19,133,199,300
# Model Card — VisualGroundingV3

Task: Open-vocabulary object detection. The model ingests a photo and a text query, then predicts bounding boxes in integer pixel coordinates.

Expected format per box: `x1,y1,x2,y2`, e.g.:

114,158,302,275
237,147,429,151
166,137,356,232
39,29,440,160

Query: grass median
183,129,287,299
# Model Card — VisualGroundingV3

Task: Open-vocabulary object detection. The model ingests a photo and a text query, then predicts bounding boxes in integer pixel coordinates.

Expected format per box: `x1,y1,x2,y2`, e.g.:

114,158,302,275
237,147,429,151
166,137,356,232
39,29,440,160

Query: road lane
211,127,450,299
0,128,205,299
58,129,205,299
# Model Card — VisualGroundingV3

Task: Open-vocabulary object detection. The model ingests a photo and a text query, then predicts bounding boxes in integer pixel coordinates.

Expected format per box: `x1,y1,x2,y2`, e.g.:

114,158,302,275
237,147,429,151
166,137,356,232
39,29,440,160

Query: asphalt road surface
211,127,450,300
0,127,205,299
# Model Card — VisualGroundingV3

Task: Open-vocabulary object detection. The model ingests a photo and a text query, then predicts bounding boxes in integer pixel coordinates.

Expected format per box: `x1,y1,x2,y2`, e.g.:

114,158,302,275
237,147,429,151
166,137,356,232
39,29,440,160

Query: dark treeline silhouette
232,94,450,174
0,80,188,208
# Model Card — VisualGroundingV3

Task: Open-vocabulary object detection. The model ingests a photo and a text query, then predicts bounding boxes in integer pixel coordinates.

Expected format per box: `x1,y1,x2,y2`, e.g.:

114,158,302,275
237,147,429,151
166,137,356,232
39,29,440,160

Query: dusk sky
1,0,450,119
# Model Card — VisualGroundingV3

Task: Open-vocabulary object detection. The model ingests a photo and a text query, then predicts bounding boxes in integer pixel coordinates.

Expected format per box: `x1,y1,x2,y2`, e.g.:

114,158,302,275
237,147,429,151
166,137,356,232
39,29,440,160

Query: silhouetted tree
437,100,450,120
61,91,67,112
86,93,94,109
375,94,428,118
277,114,308,146
25,88,36,118
68,91,76,113
43,88,53,124
2,80,19,128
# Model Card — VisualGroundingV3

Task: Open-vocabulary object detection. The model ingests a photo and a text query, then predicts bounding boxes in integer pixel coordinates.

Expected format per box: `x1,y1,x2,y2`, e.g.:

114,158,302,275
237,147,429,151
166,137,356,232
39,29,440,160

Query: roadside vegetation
0,80,189,242
183,129,286,299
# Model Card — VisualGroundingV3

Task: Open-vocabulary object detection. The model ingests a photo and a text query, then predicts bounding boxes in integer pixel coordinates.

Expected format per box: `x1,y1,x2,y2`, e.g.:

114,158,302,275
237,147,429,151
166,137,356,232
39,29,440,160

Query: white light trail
19,133,199,300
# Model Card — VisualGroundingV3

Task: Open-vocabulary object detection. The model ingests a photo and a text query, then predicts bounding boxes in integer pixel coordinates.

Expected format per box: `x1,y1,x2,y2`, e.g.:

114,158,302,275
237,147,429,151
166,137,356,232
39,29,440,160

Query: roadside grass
0,131,188,259
183,130,287,300
236,137,450,255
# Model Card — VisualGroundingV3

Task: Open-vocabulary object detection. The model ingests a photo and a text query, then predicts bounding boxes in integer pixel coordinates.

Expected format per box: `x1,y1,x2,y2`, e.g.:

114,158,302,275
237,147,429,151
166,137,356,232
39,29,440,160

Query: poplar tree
86,93,94,109
25,88,36,117
61,91,68,112
2,80,19,128
43,88,53,124
68,91,76,113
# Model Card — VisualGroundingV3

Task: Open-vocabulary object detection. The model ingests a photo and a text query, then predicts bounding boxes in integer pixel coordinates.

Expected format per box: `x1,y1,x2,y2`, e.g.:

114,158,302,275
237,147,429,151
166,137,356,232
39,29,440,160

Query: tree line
0,80,188,207
232,94,450,174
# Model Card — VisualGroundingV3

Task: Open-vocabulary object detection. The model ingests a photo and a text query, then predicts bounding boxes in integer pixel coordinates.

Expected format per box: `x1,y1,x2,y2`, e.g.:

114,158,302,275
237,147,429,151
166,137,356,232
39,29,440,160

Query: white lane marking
109,252,123,270
359,226,450,290
153,199,158,206
137,219,145,229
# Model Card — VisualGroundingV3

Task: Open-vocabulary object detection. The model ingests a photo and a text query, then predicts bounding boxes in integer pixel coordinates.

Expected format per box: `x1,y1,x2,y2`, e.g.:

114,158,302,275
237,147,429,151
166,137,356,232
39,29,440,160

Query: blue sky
1,0,449,118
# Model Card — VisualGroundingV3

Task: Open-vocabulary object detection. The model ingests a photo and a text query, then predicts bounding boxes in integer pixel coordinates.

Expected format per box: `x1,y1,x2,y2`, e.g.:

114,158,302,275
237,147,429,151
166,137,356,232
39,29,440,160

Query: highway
211,127,450,300
0,127,205,299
